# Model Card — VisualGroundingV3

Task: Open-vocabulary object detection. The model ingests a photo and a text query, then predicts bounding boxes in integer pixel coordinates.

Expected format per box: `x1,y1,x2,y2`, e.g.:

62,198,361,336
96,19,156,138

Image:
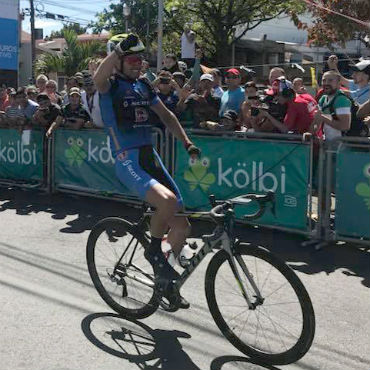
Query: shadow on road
81,312,200,370
1,186,369,288
210,355,282,370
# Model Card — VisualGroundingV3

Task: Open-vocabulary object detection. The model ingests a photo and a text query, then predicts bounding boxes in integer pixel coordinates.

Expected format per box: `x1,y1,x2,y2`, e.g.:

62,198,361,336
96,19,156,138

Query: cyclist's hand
185,143,201,158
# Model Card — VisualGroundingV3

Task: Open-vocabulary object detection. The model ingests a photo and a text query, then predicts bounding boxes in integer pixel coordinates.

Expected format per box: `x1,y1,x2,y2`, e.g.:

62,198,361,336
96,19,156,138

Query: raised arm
93,53,119,94
327,55,350,88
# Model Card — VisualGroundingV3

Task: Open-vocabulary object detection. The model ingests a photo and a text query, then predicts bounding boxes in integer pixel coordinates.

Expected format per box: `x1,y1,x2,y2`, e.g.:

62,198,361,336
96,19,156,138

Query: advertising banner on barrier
335,147,370,239
54,129,135,198
174,136,310,230
0,129,44,181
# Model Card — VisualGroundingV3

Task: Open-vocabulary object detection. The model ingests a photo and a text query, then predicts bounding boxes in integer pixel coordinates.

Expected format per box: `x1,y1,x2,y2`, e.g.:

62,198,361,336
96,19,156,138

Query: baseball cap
69,87,81,96
349,59,370,74
200,73,214,82
225,68,240,76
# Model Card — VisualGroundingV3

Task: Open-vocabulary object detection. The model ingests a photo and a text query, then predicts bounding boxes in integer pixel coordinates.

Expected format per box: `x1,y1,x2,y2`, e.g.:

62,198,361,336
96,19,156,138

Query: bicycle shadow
81,312,201,370
210,355,281,370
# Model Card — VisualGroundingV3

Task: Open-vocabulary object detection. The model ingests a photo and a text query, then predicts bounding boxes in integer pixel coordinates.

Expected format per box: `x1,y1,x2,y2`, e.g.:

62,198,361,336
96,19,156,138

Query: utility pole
30,0,36,81
156,0,163,72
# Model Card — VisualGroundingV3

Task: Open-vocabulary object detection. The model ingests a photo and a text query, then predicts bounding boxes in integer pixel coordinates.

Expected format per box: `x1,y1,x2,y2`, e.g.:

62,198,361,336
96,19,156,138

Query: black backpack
327,91,369,137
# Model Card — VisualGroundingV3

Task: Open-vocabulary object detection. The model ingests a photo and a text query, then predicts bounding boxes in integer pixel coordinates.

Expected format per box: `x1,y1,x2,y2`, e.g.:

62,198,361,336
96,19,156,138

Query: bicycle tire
87,217,159,319
205,243,315,365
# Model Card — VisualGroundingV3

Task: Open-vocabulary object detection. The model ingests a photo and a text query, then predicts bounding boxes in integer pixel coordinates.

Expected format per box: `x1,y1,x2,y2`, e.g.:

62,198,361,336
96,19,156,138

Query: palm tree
35,30,105,77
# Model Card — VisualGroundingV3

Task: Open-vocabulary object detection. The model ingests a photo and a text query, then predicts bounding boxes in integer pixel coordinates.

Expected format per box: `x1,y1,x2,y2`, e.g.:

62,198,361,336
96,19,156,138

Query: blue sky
20,0,119,36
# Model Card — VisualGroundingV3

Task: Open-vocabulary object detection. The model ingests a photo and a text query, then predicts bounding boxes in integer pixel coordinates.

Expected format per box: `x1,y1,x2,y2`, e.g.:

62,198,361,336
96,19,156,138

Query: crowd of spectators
1,50,370,142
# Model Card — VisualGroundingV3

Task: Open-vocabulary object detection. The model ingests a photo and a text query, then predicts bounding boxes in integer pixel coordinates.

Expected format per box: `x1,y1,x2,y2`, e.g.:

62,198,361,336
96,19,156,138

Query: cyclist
93,33,200,308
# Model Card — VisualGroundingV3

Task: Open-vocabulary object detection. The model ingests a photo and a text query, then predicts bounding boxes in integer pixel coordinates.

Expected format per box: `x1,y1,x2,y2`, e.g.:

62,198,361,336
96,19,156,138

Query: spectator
45,79,63,106
81,75,104,128
292,78,307,94
0,84,10,112
5,90,22,127
178,61,188,74
33,93,63,133
62,76,79,105
162,53,180,74
181,24,196,68
141,60,156,82
219,68,245,117
328,55,370,104
16,87,39,125
200,109,239,131
60,87,90,130
26,85,38,102
258,78,316,134
313,71,351,141
180,73,221,127
240,82,259,130
35,74,48,93
268,67,285,85
151,71,181,122
74,72,85,89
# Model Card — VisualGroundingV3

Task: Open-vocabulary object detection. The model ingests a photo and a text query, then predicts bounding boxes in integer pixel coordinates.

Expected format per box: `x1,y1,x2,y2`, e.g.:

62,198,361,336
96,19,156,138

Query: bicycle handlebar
209,191,275,224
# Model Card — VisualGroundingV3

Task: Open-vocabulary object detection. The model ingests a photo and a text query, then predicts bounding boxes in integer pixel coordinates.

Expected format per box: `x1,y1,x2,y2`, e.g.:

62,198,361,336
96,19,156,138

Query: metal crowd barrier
1,125,368,246
49,127,165,206
0,128,47,190
167,129,316,238
322,137,370,246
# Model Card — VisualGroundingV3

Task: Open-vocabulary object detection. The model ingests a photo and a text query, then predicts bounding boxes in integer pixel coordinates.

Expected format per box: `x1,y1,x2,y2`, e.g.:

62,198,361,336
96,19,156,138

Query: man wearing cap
62,76,79,105
33,93,63,134
81,75,104,128
258,77,316,134
61,87,90,129
328,55,370,104
219,68,245,117
180,73,221,127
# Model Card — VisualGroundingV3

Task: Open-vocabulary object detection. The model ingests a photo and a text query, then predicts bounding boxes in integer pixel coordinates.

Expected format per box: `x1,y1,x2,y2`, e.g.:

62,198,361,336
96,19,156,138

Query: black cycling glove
185,142,201,157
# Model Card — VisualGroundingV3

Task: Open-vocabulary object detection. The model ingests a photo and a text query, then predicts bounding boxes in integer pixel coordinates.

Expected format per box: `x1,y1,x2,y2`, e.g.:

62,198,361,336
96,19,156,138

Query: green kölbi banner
174,136,310,230
54,129,136,198
0,129,43,181
335,148,370,239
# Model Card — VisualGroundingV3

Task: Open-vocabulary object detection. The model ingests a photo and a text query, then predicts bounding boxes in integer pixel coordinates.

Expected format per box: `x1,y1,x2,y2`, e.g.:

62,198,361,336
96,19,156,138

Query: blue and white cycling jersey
99,74,160,155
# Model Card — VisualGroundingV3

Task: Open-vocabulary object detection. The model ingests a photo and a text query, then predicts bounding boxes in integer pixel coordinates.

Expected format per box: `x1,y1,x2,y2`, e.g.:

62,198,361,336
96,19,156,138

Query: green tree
90,1,158,44
91,0,305,66
49,23,87,39
299,0,370,48
164,0,306,65
35,30,105,76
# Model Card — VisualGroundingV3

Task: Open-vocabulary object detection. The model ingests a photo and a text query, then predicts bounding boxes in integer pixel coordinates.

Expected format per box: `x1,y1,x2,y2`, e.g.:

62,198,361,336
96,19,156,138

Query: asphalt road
0,187,369,370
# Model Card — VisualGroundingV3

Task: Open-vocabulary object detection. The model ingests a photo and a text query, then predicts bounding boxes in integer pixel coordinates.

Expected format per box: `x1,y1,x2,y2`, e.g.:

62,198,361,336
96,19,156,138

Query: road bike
86,192,315,365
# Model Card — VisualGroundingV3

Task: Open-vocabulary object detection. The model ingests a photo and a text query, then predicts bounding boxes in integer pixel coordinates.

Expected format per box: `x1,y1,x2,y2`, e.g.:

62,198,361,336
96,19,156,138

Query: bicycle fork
222,235,264,310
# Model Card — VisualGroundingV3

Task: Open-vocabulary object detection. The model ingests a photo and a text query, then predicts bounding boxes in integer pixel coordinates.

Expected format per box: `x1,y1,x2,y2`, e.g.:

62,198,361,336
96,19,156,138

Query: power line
37,0,99,15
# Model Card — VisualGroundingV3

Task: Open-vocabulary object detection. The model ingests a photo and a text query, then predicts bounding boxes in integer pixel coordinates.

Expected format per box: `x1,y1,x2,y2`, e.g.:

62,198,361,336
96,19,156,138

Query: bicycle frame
134,209,264,309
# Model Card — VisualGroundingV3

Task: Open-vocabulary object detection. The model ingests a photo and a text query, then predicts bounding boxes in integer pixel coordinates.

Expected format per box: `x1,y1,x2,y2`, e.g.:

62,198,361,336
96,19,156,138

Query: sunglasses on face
46,85,55,89
124,55,144,65
226,75,239,79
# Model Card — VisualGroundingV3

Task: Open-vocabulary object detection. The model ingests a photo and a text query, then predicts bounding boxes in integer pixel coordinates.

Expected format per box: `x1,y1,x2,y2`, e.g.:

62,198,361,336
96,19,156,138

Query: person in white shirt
181,24,196,68
81,75,104,128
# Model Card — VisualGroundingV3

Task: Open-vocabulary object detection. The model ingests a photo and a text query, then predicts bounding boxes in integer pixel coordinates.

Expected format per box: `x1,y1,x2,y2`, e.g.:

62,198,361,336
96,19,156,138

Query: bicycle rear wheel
87,217,159,319
205,243,315,365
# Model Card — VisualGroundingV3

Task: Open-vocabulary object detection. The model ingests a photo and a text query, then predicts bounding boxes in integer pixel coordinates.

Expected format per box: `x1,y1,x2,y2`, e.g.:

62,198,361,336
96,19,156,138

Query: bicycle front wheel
87,217,159,319
205,243,315,365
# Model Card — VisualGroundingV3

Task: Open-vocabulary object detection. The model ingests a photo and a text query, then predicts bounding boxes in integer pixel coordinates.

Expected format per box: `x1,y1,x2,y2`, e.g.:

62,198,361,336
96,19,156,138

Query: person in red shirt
259,77,316,134
0,85,10,112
